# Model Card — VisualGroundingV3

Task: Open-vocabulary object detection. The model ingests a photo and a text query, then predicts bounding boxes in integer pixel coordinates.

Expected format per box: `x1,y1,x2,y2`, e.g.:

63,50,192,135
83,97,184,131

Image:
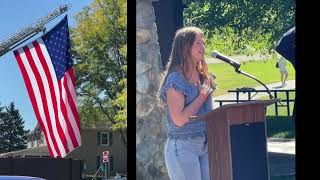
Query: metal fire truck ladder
0,4,70,58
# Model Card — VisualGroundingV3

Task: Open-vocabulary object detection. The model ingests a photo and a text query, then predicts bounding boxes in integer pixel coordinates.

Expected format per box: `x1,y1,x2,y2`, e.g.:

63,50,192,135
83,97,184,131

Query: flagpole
91,163,103,180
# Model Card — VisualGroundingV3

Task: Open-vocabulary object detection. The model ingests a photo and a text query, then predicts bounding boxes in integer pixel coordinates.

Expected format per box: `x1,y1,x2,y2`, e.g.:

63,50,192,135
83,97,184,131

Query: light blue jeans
164,136,210,180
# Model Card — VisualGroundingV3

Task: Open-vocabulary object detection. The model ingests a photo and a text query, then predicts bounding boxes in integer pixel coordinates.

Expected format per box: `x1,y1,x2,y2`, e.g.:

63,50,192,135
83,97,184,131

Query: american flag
13,16,81,158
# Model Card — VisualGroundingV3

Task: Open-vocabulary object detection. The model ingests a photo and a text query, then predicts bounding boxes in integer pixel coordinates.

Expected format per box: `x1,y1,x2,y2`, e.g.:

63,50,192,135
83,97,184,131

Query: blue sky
0,0,93,131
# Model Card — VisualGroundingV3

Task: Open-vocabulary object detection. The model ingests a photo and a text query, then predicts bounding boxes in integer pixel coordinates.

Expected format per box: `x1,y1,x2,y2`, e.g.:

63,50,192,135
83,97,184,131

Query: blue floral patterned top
159,71,213,139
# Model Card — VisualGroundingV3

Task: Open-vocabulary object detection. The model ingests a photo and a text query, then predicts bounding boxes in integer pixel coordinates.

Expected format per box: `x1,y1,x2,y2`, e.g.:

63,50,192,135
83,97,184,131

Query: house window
27,141,32,148
101,132,109,145
97,132,112,146
41,133,47,145
33,140,38,147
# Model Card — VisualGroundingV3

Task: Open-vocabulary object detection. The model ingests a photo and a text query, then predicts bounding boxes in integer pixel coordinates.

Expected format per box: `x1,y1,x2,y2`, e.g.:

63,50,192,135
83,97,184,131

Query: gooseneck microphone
211,50,274,99
211,51,241,70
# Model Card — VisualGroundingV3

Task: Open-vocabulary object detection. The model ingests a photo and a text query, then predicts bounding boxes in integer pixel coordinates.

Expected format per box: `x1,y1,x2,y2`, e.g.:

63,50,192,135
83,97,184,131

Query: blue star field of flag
42,15,73,80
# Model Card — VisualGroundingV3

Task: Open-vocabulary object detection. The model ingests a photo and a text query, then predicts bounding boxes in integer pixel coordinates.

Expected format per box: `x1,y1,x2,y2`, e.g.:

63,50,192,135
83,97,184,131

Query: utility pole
0,4,70,58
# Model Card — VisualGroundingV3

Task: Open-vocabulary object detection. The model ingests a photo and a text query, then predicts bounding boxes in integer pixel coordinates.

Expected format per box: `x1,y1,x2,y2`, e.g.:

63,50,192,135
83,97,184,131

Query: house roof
28,121,113,133
81,121,113,130
0,146,49,157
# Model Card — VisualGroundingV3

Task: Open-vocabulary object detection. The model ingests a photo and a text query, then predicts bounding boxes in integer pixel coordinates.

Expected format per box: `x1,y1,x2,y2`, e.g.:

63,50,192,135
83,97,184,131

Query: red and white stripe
14,38,81,158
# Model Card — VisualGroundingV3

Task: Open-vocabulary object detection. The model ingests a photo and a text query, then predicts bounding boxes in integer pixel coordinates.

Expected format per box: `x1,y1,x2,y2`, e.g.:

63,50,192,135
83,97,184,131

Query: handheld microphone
211,51,241,70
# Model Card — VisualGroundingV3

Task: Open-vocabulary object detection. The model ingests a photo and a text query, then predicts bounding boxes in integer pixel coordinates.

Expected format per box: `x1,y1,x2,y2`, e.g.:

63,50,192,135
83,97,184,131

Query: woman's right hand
199,81,212,101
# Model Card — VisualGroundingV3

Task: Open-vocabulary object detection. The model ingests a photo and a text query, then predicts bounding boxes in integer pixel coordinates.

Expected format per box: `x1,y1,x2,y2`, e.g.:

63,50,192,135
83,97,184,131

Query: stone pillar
136,0,169,179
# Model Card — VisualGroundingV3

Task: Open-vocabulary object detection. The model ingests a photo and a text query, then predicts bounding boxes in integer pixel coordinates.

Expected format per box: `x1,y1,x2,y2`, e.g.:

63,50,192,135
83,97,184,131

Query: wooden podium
199,99,278,180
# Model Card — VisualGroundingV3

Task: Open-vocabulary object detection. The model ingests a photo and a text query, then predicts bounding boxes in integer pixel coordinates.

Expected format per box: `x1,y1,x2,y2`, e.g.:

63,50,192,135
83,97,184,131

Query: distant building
0,122,127,179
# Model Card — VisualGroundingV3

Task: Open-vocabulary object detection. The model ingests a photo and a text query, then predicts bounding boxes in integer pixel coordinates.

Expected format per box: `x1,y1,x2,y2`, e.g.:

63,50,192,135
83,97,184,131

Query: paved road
268,138,295,176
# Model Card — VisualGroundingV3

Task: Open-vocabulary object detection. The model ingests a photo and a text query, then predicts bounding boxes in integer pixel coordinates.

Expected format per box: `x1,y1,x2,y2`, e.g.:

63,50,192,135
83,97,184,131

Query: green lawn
208,57,295,96
266,116,295,138
263,92,295,138
262,91,296,116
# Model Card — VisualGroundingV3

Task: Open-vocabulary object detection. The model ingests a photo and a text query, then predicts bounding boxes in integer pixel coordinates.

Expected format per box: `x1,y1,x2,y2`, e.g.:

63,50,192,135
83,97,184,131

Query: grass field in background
266,116,295,138
208,56,295,96
261,92,296,116
262,92,296,138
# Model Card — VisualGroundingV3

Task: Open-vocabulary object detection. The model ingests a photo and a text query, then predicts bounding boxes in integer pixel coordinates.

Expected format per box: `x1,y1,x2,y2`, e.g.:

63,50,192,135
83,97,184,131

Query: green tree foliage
112,78,127,130
184,0,295,53
0,104,5,148
0,102,29,153
204,26,272,56
71,0,127,146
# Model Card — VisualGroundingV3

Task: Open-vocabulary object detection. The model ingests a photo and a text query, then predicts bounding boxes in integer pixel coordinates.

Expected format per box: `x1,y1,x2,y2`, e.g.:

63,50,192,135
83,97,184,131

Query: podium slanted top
192,99,280,124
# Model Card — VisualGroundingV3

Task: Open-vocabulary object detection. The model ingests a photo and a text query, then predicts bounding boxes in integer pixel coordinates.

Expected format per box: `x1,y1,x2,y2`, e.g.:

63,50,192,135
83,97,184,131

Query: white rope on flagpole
91,163,104,180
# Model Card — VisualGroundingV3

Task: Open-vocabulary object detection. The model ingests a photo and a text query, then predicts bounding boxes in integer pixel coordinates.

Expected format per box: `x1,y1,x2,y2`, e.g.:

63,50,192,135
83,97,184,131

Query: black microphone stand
234,68,274,99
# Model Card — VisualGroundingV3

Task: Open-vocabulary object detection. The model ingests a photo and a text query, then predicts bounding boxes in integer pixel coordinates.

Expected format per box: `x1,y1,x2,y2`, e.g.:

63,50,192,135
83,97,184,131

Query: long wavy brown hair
157,26,214,107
